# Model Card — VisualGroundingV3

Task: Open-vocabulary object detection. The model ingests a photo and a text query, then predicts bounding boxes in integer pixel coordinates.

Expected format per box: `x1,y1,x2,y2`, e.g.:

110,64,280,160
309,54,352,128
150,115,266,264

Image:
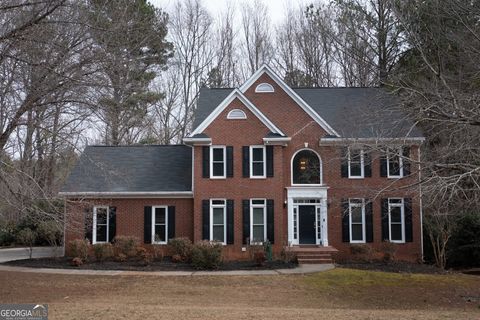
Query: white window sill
389,240,405,244
348,176,364,179
350,240,366,244
152,242,167,245
250,176,266,179
209,176,226,180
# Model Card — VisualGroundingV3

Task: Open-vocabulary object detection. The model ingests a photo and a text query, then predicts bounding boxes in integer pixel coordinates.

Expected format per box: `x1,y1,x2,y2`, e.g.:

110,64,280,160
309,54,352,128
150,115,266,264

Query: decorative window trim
388,198,405,243
93,206,109,244
250,199,267,244
291,148,323,186
348,148,364,179
151,206,168,244
387,147,403,178
255,83,274,93
210,199,226,245
227,109,247,120
250,145,266,179
349,199,366,243
210,146,226,179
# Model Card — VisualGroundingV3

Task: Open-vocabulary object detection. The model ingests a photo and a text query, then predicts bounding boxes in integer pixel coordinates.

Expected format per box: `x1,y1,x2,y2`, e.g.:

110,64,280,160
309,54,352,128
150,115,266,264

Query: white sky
149,0,312,25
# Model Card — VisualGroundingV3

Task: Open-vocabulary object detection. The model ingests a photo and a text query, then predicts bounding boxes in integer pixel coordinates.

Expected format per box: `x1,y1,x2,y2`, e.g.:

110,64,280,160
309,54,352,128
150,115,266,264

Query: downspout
418,146,424,261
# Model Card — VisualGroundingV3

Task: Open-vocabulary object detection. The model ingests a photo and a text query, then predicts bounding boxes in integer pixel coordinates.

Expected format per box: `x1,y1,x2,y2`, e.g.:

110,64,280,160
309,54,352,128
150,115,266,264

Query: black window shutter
242,146,250,177
365,201,373,242
108,206,116,243
202,200,210,240
266,199,274,244
202,146,210,178
341,199,349,242
226,146,234,177
403,146,411,176
364,150,372,178
84,207,92,244
266,146,274,177
242,200,250,244
226,200,234,244
381,199,389,241
380,151,387,177
404,198,413,242
341,147,348,178
168,206,175,240
144,206,152,244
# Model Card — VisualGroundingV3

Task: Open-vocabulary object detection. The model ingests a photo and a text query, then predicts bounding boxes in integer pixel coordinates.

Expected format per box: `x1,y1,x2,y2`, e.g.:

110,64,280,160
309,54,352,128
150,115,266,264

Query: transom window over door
250,146,266,178
93,206,109,244
210,199,226,243
210,146,226,178
292,149,321,184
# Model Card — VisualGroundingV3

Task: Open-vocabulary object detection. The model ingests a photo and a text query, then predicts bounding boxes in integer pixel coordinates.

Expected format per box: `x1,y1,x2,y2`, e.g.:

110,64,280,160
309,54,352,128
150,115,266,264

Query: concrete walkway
0,263,334,276
0,247,63,263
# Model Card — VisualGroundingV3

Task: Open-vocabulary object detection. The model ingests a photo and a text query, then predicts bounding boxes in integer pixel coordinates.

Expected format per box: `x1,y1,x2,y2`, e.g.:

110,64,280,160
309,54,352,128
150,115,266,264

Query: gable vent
255,83,274,93
227,109,247,119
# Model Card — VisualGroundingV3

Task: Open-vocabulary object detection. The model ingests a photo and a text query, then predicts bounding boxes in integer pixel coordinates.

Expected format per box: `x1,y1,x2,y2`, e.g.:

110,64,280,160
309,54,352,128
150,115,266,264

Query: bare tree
240,0,273,76
168,0,214,138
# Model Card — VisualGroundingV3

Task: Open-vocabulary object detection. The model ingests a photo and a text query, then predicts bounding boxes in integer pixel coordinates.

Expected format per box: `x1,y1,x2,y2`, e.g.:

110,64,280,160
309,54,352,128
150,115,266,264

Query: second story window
348,148,364,178
250,146,266,178
387,147,403,178
210,146,226,179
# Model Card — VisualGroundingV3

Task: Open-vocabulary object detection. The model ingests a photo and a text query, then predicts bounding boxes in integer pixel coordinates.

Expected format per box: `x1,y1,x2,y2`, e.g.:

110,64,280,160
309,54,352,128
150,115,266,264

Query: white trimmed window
255,83,274,93
250,145,266,178
387,147,403,178
388,198,405,243
210,146,226,179
349,199,365,243
93,206,109,244
348,148,364,178
227,109,247,119
250,199,267,244
210,199,226,244
152,206,168,244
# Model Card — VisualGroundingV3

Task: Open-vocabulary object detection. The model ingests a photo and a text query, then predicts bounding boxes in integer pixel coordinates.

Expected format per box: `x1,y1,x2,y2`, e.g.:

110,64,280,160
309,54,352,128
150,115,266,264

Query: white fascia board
319,137,426,146
239,64,340,137
190,88,285,136
182,137,212,146
58,191,194,198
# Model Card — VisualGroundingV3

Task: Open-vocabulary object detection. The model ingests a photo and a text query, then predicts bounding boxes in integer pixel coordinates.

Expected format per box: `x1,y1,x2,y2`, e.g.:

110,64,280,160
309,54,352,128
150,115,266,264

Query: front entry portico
287,187,328,246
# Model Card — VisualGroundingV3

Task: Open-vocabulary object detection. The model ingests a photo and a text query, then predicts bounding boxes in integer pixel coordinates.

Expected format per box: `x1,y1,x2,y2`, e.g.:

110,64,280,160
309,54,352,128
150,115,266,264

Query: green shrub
68,239,90,261
37,221,63,247
168,237,193,262
93,243,114,262
113,236,140,258
191,240,223,270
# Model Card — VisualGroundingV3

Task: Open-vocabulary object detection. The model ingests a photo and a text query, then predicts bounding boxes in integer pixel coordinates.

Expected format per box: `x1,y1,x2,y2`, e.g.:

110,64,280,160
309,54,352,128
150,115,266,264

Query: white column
321,198,328,246
287,196,294,246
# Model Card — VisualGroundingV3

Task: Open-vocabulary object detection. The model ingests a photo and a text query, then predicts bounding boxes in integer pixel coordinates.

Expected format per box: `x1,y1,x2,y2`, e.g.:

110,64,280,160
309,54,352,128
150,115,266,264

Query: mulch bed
338,261,449,274
3,256,296,271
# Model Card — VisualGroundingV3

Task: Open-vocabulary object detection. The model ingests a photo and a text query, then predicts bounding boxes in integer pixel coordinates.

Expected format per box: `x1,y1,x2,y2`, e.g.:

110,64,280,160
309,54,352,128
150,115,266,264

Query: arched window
227,109,247,119
292,149,321,185
255,83,274,93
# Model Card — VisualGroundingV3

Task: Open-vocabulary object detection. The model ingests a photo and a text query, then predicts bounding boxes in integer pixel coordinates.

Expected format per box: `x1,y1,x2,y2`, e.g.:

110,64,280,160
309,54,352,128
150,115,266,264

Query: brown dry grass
0,268,479,319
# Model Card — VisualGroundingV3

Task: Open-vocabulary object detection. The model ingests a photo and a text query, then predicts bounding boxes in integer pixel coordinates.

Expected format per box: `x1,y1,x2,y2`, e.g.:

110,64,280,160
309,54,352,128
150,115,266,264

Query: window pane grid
388,199,404,242
251,200,266,243
250,147,265,177
94,207,109,243
211,200,226,243
211,147,225,177
349,200,365,242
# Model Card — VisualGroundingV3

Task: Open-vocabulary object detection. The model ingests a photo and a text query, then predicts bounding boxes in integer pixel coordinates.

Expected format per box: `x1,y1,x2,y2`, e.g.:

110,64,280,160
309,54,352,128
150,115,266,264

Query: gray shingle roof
193,87,423,138
61,145,192,193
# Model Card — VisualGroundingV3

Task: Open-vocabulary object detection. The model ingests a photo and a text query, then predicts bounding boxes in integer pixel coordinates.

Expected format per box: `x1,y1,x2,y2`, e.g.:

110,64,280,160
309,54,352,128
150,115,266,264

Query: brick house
61,65,424,262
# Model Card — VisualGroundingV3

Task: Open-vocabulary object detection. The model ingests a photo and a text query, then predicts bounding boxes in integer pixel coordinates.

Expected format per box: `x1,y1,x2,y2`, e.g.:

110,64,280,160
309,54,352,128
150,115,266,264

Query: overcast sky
149,0,312,25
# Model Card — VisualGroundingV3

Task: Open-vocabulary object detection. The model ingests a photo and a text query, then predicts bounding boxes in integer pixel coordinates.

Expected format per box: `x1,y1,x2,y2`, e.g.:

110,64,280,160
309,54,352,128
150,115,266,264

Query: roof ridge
86,144,187,148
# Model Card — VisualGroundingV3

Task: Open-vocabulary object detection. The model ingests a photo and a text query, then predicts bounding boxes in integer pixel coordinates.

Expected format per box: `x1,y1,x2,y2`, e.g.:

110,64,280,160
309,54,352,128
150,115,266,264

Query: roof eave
58,191,194,199
319,137,426,146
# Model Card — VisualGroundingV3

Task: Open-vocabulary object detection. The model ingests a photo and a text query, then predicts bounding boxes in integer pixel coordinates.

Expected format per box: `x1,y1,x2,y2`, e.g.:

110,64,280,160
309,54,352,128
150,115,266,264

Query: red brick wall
64,198,193,256
65,72,423,262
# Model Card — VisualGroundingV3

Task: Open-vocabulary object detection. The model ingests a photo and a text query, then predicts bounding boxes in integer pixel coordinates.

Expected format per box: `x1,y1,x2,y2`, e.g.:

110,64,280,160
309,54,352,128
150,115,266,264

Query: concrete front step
298,258,333,264
297,254,332,260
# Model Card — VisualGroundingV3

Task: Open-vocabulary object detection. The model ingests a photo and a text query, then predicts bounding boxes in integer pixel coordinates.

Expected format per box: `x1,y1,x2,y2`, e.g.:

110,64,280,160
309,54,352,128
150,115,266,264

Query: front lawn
0,268,478,319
